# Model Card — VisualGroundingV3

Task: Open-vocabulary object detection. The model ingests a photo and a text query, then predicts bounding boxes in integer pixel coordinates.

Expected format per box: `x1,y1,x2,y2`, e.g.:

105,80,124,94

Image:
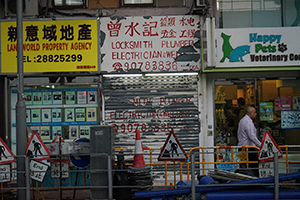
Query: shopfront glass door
214,78,255,147
214,76,300,173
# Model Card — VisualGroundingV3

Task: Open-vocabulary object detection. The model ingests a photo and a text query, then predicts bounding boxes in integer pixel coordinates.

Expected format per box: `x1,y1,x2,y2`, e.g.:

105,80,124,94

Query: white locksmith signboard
100,15,201,73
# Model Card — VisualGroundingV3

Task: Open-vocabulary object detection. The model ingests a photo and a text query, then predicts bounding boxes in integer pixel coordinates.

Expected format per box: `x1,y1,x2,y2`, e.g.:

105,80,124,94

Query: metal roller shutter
103,74,200,153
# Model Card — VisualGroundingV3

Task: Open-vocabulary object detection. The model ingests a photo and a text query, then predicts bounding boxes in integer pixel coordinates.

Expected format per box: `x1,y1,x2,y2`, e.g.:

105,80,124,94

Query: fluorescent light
103,72,198,77
103,74,143,77
215,81,233,85
145,72,198,76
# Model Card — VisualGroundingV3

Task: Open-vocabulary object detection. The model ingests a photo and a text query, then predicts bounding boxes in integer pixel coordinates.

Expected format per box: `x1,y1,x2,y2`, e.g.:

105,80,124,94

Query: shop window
88,0,118,9
11,84,99,146
157,0,184,7
120,0,155,7
217,0,300,28
53,0,85,8
257,79,300,146
214,78,300,148
282,0,300,26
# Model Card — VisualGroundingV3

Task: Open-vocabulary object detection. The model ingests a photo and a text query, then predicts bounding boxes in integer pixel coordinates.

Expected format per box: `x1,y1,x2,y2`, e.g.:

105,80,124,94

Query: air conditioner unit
5,0,39,17
195,0,207,7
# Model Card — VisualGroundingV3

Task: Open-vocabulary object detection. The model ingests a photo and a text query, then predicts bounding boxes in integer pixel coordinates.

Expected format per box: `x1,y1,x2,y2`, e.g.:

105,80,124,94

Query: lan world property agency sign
100,15,201,73
215,27,300,68
0,19,98,73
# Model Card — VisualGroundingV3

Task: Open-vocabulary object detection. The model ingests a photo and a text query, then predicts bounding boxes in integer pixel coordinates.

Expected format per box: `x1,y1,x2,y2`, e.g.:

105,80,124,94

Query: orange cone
133,129,146,168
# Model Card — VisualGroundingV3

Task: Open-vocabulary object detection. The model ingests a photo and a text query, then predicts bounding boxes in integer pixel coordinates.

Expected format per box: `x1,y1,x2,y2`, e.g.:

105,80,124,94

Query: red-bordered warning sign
158,130,187,161
52,135,65,143
258,131,283,162
25,131,50,161
47,135,69,163
0,138,15,165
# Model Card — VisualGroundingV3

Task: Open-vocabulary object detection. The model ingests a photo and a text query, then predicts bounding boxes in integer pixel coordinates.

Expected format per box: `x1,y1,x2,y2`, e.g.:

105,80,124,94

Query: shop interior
214,78,300,147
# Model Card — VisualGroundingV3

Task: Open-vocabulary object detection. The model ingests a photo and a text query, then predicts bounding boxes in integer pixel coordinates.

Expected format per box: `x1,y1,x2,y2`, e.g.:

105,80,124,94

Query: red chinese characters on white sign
101,15,200,73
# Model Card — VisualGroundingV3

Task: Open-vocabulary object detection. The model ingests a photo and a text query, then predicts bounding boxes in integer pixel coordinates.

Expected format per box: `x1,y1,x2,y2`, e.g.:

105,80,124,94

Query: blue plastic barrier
134,172,300,199
204,189,300,200
199,176,217,185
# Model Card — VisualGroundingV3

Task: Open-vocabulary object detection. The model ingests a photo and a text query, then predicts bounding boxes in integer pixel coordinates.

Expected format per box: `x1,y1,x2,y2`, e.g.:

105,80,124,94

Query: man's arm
247,123,261,147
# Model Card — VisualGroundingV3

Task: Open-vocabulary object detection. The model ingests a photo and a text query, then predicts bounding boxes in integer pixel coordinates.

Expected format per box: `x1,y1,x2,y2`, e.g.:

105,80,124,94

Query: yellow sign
1,19,98,73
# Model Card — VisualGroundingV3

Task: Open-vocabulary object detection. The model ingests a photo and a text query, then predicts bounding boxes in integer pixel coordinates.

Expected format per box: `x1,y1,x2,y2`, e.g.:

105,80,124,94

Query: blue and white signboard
213,27,300,68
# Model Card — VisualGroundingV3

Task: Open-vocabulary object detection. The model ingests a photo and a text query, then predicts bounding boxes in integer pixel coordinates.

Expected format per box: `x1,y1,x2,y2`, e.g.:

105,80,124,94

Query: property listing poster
86,107,97,121
40,126,51,140
32,92,42,105
41,109,51,122
31,109,41,123
53,91,63,104
260,102,274,121
52,108,62,122
88,91,97,104
69,126,78,138
65,108,75,122
24,92,32,105
26,109,31,123
75,108,85,122
80,126,90,139
66,91,76,105
42,91,52,105
77,91,87,104
52,126,62,137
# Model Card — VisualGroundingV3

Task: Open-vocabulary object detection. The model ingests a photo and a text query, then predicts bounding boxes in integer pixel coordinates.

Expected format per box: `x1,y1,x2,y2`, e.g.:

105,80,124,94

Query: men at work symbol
27,140,43,157
162,140,179,158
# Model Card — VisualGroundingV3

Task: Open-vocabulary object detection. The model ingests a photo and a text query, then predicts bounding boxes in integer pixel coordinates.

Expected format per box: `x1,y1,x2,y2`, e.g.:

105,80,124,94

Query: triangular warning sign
0,138,16,165
52,135,65,143
47,136,69,163
158,130,187,161
25,131,50,161
258,131,283,162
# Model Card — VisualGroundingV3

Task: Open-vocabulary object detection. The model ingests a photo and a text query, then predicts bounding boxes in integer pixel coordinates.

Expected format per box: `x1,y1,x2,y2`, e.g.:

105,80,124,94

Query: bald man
237,106,261,177
238,106,261,147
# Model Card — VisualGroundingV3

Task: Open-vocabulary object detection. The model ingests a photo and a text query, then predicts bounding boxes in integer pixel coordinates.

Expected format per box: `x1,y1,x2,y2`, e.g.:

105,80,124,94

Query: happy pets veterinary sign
215,27,300,68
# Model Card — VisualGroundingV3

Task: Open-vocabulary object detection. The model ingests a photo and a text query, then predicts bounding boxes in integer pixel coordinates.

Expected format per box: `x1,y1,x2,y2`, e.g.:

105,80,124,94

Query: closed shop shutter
103,74,200,153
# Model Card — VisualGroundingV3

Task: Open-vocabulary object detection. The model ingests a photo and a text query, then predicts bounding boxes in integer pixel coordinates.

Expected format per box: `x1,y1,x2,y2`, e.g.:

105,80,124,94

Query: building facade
1,0,299,166
205,0,300,156
0,0,210,159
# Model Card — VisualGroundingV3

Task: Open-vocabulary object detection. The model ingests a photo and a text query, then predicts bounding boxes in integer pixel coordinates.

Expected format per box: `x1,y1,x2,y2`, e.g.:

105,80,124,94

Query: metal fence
2,145,300,200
